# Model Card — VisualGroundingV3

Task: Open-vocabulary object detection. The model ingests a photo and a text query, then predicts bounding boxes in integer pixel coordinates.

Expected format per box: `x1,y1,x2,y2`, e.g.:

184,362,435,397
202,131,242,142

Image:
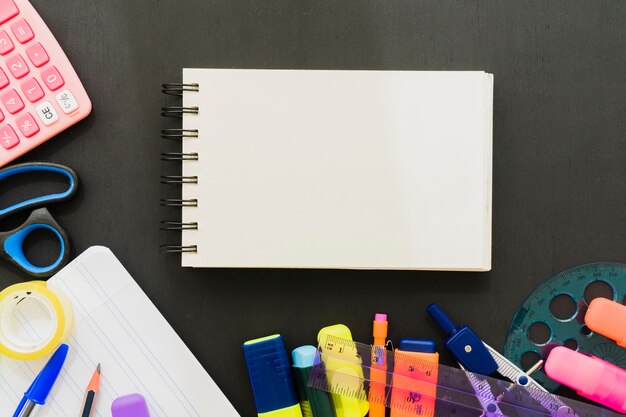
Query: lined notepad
0,246,239,417
176,69,493,271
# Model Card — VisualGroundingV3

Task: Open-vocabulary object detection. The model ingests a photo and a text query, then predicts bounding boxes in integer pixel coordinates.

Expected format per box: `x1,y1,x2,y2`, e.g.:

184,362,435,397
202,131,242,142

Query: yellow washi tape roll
0,281,74,360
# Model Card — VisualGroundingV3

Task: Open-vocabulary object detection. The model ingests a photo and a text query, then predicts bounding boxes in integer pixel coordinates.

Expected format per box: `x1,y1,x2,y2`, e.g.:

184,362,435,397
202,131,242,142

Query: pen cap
585,298,626,348
545,346,626,414
243,334,300,414
25,343,69,405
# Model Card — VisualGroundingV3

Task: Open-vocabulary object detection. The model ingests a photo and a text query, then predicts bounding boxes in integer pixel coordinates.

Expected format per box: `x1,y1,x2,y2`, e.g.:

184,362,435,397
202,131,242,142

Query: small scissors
0,162,78,278
428,304,579,417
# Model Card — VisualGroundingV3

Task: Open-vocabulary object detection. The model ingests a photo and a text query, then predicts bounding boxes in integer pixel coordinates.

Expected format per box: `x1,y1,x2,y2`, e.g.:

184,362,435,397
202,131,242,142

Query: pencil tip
96,363,101,374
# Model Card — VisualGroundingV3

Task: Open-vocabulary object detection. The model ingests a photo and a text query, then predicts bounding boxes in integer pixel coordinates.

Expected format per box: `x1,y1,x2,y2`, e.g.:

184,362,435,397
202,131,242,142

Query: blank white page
0,246,240,417
182,69,493,271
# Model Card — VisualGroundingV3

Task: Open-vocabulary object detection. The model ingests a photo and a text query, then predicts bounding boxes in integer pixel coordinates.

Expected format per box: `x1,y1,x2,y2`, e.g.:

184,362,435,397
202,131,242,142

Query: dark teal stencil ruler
504,262,626,392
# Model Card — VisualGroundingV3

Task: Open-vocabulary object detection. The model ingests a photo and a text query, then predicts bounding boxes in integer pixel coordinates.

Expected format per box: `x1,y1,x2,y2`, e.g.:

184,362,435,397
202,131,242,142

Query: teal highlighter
243,334,303,417
292,345,335,417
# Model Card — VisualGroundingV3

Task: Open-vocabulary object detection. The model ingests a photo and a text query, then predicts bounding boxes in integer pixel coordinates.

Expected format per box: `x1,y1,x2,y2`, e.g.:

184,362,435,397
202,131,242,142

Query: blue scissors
0,162,78,278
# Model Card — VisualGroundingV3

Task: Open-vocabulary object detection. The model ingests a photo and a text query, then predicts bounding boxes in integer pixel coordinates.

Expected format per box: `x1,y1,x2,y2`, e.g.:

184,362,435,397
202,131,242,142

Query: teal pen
13,344,69,417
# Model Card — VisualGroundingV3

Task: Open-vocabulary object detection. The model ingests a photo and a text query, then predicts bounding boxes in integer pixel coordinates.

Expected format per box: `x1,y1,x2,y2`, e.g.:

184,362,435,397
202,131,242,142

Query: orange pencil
80,364,101,417
370,313,388,417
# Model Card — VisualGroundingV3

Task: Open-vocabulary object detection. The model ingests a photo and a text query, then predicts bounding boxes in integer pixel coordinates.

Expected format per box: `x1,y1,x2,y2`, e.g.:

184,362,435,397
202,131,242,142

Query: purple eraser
111,393,151,417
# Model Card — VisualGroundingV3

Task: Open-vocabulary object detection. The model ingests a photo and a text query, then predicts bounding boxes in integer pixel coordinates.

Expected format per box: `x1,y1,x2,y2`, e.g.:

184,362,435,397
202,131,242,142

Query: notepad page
0,246,240,417
182,69,493,271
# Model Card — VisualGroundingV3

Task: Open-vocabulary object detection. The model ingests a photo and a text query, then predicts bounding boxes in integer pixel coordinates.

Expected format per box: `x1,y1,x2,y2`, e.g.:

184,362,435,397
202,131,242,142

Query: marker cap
398,338,436,353
545,346,626,413
243,334,300,415
585,298,626,348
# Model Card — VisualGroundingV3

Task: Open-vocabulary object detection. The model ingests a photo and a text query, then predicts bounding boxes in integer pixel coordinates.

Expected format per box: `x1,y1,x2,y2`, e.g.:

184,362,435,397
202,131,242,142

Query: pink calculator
0,0,91,168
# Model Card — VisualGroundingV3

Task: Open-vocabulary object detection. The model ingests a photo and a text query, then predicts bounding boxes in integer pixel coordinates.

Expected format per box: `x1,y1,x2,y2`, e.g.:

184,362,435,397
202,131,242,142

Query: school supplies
0,162,78,276
79,364,100,417
0,246,240,417
292,346,334,417
390,339,438,417
160,69,494,271
585,297,626,348
545,346,626,414
111,394,151,417
310,334,620,417
370,314,387,417
318,325,368,417
12,343,68,417
243,334,303,417
428,304,546,386
0,280,74,360
503,263,626,391
0,0,91,168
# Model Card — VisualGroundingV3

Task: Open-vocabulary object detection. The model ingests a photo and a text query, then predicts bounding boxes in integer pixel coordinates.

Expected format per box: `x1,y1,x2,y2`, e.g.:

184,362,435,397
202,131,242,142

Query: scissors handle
0,208,70,277
0,162,79,220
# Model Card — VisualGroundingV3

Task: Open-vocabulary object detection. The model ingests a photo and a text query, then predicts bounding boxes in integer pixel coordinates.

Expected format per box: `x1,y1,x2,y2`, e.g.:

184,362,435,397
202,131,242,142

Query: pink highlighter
544,346,626,413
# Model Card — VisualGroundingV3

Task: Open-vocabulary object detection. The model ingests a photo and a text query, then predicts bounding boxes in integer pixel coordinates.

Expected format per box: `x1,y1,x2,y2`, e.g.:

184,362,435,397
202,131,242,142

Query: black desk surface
1,1,625,415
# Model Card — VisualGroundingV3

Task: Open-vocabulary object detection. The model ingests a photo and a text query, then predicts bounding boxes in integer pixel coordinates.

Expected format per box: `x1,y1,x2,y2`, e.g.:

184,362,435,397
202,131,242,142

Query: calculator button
55,89,79,114
0,108,4,122
0,30,14,55
21,77,44,102
0,124,18,149
36,101,59,126
0,68,8,89
25,42,49,67
6,54,29,79
16,113,39,138
11,19,34,44
41,66,64,91
0,0,18,25
1,89,23,114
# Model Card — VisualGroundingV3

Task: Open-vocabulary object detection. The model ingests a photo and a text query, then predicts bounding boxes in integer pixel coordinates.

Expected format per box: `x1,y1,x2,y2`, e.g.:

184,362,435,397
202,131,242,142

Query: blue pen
13,344,69,417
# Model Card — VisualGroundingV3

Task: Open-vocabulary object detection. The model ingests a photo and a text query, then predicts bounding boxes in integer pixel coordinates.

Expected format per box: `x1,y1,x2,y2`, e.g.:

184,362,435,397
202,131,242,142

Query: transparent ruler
308,334,622,417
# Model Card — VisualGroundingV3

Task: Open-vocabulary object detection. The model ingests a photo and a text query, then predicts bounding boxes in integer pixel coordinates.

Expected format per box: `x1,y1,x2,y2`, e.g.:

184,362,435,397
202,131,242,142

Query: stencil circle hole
580,324,593,337
563,339,578,351
521,351,542,371
528,322,552,346
584,280,614,304
549,294,577,321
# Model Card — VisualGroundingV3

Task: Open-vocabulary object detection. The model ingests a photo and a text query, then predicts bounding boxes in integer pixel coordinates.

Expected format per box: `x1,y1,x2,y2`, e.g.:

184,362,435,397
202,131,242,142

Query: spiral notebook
161,69,494,271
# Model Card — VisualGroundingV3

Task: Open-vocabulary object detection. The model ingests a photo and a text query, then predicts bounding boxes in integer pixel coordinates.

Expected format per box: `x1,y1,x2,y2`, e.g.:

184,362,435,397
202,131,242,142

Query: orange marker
370,313,388,417
80,364,101,417
585,298,626,348
391,339,438,417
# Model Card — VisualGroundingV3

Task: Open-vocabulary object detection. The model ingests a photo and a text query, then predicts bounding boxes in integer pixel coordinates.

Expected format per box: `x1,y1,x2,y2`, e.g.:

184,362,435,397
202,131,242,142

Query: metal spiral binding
161,81,200,253
162,83,199,96
160,221,198,231
161,106,198,118
160,198,198,207
159,245,198,254
161,129,198,140
160,175,198,185
161,152,199,161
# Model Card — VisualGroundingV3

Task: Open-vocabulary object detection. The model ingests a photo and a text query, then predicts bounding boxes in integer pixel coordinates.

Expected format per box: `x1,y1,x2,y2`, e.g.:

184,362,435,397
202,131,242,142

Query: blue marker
243,335,303,417
13,344,69,417
427,303,498,376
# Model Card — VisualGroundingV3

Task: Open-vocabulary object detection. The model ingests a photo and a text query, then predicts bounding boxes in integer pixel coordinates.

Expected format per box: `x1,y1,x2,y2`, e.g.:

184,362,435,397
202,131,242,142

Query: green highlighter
292,346,335,417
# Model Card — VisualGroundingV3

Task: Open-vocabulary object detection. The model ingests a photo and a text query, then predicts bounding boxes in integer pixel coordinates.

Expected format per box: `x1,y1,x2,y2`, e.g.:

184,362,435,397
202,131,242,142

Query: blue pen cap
398,338,436,353
25,343,69,405
243,334,299,414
